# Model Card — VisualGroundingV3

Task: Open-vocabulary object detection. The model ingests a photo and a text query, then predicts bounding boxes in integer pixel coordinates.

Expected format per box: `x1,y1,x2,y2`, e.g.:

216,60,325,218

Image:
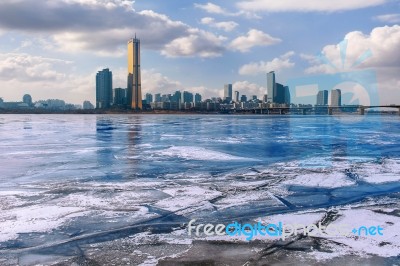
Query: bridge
243,105,400,115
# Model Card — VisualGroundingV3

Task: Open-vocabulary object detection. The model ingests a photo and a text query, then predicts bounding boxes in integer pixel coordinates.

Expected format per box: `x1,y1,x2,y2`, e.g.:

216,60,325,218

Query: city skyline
0,1,399,105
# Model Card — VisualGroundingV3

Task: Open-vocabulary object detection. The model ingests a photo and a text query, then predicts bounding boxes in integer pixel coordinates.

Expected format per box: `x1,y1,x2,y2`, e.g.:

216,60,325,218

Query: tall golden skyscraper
127,37,142,110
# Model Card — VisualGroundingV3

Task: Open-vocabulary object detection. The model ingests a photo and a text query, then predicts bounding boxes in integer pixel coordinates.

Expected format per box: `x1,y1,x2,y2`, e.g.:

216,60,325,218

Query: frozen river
0,114,399,265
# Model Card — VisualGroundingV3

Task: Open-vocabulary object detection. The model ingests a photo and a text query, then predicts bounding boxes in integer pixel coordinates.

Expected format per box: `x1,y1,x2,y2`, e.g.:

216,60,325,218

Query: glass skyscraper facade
316,90,329,106
127,37,142,110
267,71,276,103
96,68,112,109
224,84,232,102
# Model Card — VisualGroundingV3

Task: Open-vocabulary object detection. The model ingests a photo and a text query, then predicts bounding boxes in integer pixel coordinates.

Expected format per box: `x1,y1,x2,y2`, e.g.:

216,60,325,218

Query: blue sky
0,0,399,105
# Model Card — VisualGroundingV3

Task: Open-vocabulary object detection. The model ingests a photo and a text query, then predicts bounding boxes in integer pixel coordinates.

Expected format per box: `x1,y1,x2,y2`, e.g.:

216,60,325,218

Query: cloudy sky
0,0,399,105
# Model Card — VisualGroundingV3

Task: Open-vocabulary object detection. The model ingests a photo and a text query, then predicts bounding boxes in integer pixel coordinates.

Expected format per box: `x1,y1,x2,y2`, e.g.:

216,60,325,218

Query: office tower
161,94,171,102
252,95,257,101
23,94,32,106
284,86,291,105
331,89,342,106
181,91,194,103
171,91,181,103
274,83,285,104
241,95,247,102
154,93,161,102
224,84,232,102
195,93,202,103
316,90,329,106
271,83,291,105
127,37,142,110
234,91,239,102
114,88,126,106
145,93,153,104
267,71,276,103
96,68,112,109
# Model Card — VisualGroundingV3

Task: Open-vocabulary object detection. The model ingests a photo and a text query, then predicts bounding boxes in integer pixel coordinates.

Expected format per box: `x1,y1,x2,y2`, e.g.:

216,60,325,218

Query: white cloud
195,2,226,14
0,53,95,104
239,51,295,75
301,25,400,105
161,29,226,58
237,0,387,12
233,81,266,98
201,17,215,24
230,29,281,52
0,0,225,58
200,17,238,32
194,2,261,19
302,25,400,74
141,69,183,94
0,53,71,82
374,14,400,23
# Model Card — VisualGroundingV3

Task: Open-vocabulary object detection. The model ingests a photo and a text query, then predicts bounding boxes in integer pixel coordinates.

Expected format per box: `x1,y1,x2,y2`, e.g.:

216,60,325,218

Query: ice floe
158,146,257,161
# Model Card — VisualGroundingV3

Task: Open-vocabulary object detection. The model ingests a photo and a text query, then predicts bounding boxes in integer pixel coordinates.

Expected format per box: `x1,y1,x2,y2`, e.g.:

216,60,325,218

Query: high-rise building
275,83,285,104
316,90,329,106
127,37,142,110
284,86,291,105
267,71,276,103
241,95,247,102
96,68,112,109
154,93,161,102
224,84,232,102
273,83,291,105
195,93,202,103
181,91,193,103
331,89,342,106
145,93,153,104
234,91,239,102
171,91,181,103
161,94,171,102
23,94,32,107
114,88,126,106
252,95,258,101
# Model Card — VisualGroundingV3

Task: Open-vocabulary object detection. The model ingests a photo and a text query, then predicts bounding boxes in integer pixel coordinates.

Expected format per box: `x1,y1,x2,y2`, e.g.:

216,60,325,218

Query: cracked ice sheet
317,208,400,257
52,191,161,210
0,205,86,242
353,158,400,184
255,210,327,238
213,190,284,210
282,172,356,188
154,186,222,212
